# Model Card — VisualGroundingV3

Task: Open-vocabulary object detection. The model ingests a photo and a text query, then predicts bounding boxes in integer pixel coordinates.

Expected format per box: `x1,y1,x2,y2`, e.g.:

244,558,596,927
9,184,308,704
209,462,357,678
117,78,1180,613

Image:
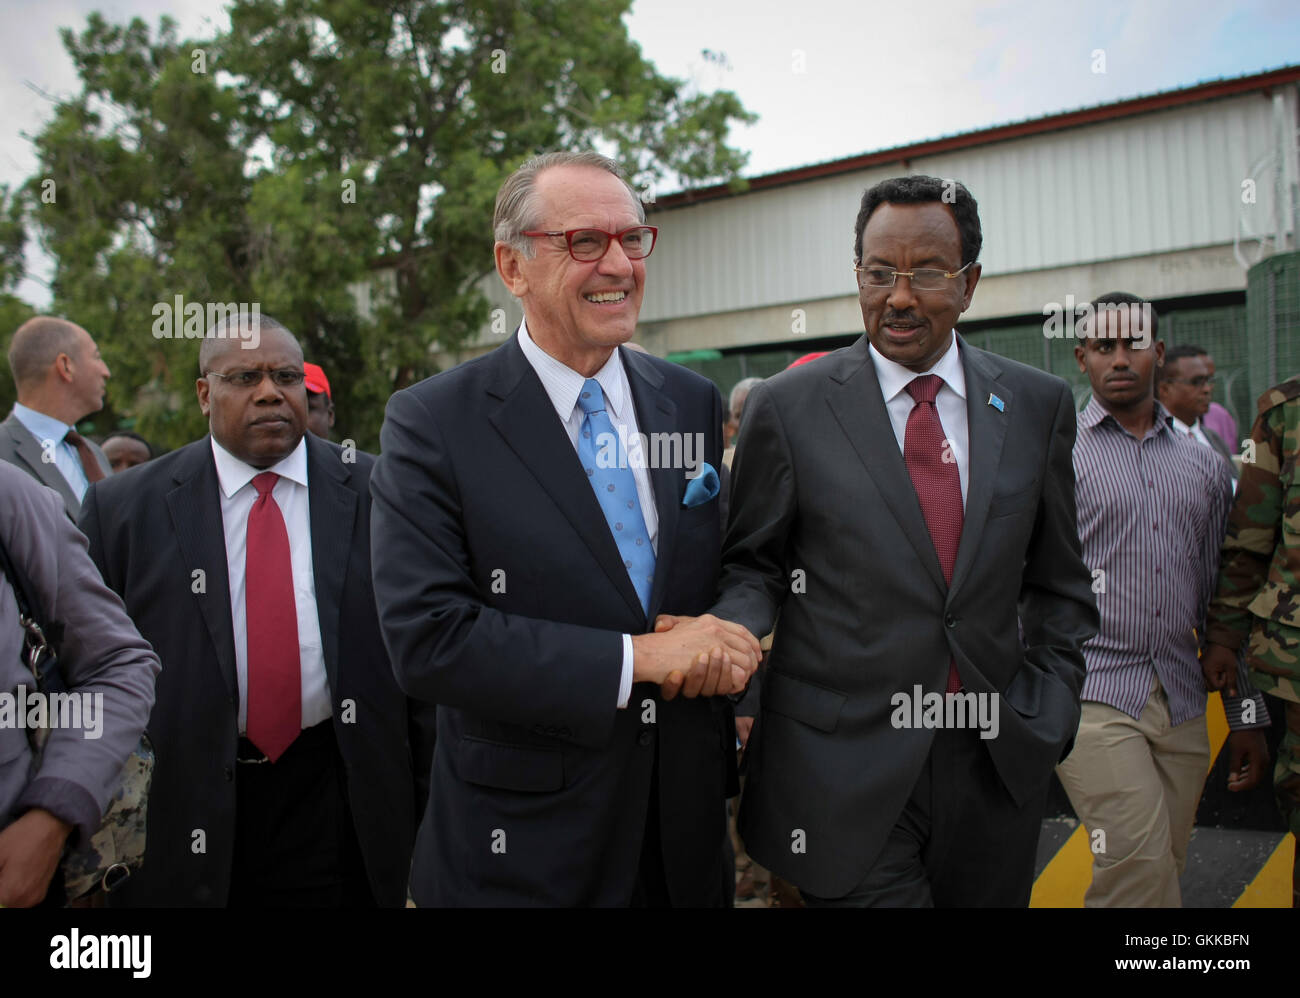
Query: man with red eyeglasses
370,150,761,906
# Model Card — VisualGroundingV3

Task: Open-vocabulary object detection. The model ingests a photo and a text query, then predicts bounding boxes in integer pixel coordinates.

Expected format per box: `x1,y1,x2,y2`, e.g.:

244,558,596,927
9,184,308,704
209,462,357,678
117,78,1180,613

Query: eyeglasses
854,261,973,291
1166,375,1216,388
204,368,306,389
520,226,658,262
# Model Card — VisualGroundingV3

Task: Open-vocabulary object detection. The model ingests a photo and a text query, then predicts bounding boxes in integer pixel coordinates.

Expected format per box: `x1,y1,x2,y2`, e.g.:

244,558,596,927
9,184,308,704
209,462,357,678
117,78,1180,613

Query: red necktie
904,375,963,693
244,472,301,761
65,430,105,483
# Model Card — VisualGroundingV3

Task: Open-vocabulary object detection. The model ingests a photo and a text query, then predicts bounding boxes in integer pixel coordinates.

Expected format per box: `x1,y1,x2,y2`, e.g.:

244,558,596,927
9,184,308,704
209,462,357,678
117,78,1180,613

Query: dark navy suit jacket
370,334,734,906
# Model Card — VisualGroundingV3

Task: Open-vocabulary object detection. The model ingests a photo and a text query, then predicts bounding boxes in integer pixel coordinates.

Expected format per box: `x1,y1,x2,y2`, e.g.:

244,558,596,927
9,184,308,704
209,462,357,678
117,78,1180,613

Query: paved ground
733,692,1295,908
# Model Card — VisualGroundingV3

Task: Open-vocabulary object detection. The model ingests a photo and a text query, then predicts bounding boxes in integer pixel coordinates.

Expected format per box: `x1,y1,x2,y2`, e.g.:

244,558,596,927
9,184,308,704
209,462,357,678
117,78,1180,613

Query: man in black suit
80,314,434,906
711,175,1099,906
1158,345,1237,475
370,150,761,907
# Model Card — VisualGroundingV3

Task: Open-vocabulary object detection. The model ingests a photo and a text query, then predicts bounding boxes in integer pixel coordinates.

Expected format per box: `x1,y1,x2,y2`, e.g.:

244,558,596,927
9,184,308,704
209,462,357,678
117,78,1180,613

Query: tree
20,1,755,450
0,184,35,418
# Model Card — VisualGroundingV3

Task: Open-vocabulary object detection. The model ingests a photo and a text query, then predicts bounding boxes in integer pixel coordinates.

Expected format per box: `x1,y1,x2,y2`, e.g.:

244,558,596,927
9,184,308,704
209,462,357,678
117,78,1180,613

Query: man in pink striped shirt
1058,291,1270,907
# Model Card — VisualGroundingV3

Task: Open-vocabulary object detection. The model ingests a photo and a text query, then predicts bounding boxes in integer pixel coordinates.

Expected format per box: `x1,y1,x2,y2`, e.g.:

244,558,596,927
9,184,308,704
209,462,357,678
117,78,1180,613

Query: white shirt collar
517,316,631,422
868,331,967,403
1168,413,1202,438
210,434,309,500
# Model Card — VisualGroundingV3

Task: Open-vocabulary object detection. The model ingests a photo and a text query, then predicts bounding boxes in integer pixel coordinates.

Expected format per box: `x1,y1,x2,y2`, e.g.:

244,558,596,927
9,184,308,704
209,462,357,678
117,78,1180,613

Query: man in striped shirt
1056,291,1270,907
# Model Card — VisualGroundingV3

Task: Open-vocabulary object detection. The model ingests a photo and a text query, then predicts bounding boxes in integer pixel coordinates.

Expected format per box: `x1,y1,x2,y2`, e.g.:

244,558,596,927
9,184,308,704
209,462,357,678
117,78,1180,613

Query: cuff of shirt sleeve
1223,693,1272,731
15,777,101,849
617,634,634,709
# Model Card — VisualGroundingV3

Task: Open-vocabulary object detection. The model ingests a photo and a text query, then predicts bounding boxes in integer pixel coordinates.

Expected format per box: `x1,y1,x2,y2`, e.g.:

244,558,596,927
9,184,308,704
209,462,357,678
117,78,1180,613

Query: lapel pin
987,393,1005,412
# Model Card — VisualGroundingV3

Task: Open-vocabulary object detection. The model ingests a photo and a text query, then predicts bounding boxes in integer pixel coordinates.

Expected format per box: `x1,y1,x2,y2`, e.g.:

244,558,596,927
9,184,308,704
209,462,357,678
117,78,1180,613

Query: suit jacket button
638,730,653,746
944,614,957,628
224,766,234,782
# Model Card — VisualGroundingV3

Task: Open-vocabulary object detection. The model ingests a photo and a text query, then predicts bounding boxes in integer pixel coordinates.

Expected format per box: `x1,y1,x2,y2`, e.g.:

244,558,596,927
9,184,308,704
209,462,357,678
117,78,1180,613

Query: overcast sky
4,0,1299,307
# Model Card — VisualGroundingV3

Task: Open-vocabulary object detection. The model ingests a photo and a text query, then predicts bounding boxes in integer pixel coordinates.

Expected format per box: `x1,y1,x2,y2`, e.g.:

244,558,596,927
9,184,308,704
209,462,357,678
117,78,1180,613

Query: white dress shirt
518,319,654,709
868,332,970,505
1170,413,1237,493
1169,414,1212,448
11,403,89,501
210,436,331,733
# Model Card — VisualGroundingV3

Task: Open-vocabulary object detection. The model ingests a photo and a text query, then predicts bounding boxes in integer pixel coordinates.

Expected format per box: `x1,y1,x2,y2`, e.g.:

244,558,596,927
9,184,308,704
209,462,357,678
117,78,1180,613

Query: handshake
631,614,762,700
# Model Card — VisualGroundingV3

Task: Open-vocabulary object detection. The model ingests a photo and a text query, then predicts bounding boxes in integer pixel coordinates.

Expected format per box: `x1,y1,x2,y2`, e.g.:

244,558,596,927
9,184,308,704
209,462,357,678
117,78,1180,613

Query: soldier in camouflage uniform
1203,373,1300,907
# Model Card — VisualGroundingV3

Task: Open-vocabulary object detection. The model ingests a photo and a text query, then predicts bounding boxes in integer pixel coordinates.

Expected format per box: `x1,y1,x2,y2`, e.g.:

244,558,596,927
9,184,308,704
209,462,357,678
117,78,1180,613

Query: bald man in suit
1,316,112,518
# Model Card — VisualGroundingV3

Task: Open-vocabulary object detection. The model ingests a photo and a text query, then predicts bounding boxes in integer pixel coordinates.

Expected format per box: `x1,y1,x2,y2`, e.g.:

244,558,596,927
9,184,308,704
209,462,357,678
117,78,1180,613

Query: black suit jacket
1203,425,1239,477
79,433,434,906
712,335,1099,898
370,333,734,907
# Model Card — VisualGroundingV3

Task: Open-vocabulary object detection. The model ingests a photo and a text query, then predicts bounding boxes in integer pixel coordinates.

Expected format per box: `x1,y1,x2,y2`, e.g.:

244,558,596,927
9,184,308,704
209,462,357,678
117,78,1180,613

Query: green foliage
18,1,755,451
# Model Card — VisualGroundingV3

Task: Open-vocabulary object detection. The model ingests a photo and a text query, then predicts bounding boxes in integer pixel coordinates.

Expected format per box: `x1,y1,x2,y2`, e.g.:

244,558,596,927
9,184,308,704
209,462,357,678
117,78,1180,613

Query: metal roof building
456,65,1300,428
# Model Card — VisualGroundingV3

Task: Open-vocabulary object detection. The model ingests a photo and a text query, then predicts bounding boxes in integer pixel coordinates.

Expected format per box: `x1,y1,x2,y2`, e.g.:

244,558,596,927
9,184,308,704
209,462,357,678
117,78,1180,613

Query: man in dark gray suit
0,462,158,907
707,175,1099,906
1157,345,1237,477
0,316,113,519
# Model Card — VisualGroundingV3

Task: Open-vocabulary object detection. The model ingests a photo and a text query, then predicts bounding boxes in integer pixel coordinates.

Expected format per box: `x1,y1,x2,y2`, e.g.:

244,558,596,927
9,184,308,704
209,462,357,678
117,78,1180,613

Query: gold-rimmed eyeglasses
854,261,973,291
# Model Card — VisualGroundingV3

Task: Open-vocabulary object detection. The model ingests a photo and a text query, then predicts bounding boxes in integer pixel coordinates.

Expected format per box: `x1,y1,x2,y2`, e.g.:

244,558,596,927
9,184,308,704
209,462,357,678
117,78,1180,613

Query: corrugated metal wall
643,93,1280,324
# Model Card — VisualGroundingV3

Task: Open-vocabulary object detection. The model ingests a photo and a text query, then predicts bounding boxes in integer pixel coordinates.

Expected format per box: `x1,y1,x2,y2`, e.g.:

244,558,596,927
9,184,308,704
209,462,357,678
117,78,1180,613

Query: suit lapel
487,335,646,623
622,347,679,622
305,434,354,695
2,416,79,516
165,440,238,702
824,340,947,595
949,338,1012,598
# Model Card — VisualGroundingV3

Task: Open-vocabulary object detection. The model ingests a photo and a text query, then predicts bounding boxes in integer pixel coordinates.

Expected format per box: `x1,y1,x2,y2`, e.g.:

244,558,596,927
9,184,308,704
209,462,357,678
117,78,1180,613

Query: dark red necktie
244,472,301,761
903,375,963,693
65,430,105,483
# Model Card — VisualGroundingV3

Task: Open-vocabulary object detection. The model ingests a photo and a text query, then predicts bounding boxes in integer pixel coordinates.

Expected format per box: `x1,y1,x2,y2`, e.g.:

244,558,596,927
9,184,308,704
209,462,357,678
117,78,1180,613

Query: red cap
303,362,331,399
786,352,828,370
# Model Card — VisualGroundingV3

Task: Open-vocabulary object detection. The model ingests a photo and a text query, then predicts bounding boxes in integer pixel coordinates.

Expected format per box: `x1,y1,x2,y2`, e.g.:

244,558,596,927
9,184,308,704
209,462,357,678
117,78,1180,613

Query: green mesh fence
1247,250,1300,425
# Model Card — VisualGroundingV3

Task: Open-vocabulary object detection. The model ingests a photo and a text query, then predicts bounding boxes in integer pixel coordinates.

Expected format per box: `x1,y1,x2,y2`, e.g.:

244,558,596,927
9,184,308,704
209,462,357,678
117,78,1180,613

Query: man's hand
1201,643,1239,696
735,715,755,750
0,809,72,908
631,613,761,701
1226,730,1270,793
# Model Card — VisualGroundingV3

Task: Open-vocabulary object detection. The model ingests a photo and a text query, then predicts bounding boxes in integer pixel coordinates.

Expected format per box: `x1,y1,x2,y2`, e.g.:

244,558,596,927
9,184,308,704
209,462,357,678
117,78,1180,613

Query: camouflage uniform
1205,374,1300,905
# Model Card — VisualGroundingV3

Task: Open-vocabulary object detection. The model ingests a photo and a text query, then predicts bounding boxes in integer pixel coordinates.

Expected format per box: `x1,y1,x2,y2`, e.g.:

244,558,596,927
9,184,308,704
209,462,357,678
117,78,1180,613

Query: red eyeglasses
520,226,658,262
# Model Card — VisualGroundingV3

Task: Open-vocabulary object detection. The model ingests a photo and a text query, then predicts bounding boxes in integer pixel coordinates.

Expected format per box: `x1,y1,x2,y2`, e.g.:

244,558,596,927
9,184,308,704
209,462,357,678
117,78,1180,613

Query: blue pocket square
682,463,720,507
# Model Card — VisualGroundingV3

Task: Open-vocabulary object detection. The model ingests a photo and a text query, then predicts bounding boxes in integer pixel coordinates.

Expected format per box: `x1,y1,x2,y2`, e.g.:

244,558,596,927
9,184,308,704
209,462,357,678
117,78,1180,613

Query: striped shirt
1073,398,1266,727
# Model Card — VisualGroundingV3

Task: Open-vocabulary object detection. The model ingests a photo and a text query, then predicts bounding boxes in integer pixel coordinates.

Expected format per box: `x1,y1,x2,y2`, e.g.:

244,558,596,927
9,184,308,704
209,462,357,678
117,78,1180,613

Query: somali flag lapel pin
987,393,1005,412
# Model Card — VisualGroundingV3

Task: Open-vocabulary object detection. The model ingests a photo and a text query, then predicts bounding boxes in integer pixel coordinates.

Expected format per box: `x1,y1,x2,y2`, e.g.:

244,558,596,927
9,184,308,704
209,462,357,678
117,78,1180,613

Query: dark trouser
631,743,672,908
803,726,1047,907
228,718,375,908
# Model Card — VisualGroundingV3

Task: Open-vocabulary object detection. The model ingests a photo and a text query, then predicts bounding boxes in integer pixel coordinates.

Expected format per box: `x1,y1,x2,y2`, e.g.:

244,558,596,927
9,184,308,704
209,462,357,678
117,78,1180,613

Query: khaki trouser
1056,674,1210,907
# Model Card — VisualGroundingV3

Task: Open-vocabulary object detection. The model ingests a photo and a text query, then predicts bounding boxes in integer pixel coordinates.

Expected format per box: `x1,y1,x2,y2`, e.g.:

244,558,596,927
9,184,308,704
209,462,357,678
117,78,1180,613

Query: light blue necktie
577,378,655,614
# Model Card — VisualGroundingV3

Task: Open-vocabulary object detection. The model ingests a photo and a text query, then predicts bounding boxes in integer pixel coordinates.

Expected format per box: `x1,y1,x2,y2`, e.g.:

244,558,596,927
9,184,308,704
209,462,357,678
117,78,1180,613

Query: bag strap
0,526,61,690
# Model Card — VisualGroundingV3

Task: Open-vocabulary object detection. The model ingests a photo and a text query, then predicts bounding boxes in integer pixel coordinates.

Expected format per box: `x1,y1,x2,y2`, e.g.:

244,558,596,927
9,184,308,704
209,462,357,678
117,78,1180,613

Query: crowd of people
0,150,1295,908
